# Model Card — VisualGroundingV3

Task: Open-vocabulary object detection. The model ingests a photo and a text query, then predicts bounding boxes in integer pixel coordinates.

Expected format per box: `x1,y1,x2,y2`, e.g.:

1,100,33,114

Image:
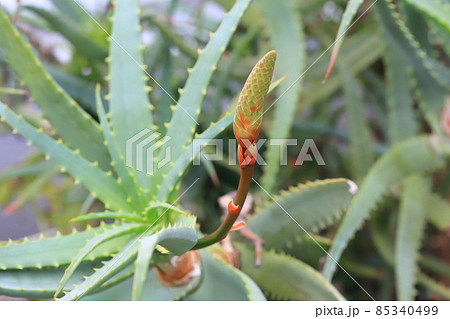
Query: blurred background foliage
0,0,449,300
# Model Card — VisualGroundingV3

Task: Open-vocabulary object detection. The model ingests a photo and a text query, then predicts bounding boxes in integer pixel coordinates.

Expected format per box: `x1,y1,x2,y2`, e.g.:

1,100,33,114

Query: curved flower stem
192,165,254,250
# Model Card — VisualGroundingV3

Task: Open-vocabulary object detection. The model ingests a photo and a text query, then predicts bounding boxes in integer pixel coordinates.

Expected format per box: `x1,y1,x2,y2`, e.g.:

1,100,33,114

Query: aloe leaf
24,6,107,61
401,0,450,33
383,34,418,143
147,201,190,216
377,1,447,134
0,102,132,212
48,0,91,23
45,63,99,115
157,45,174,132
61,215,197,300
185,250,264,300
376,0,450,89
396,175,430,301
413,62,448,135
227,267,266,301
248,178,355,249
154,0,252,187
70,212,146,223
0,9,110,169
399,1,435,57
339,64,374,180
108,0,155,189
236,243,344,300
84,267,200,301
132,223,198,300
258,0,305,193
132,236,157,301
323,136,449,280
427,195,450,231
0,260,105,299
96,86,145,211
0,225,127,270
91,264,136,295
55,224,146,297
280,235,331,268
59,238,141,300
324,0,364,80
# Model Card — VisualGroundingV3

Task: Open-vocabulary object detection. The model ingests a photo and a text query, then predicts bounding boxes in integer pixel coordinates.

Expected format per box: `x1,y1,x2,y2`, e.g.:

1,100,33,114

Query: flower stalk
193,50,276,250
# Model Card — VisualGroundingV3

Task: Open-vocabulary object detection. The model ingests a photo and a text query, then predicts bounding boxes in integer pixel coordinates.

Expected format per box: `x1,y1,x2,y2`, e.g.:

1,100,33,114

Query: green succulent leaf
0,102,132,212
185,250,265,301
323,135,449,280
0,225,128,270
59,237,141,300
279,235,332,268
108,0,155,190
0,9,110,169
70,212,146,223
48,0,91,24
401,0,450,33
236,243,344,301
248,178,355,249
413,61,448,135
96,85,146,211
383,33,418,143
0,260,105,299
55,223,147,297
45,63,99,115
84,267,201,301
396,175,430,300
339,64,374,180
377,0,450,90
378,0,448,134
132,223,198,301
427,195,450,231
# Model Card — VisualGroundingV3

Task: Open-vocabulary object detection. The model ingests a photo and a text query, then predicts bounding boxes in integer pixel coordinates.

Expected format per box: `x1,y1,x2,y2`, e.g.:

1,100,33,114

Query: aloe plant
1,0,450,302
0,0,354,301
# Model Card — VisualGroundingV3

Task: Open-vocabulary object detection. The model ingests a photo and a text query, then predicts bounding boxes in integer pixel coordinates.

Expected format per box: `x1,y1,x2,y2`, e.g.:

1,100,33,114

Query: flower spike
233,50,276,150
193,51,277,250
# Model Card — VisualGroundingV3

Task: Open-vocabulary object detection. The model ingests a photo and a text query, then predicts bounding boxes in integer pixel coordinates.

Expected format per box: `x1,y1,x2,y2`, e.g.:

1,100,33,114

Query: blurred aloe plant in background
0,0,449,301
